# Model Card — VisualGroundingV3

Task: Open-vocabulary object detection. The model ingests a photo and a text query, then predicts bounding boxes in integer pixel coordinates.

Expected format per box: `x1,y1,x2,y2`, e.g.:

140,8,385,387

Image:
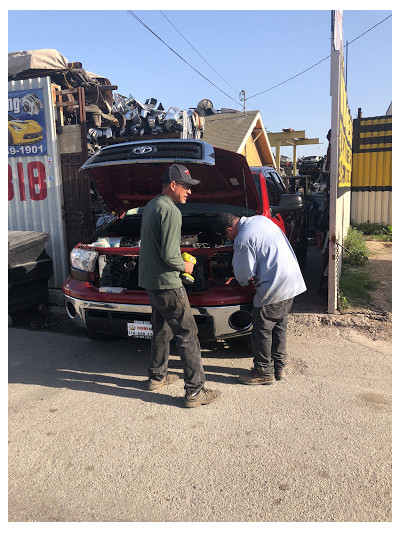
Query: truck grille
84,141,204,166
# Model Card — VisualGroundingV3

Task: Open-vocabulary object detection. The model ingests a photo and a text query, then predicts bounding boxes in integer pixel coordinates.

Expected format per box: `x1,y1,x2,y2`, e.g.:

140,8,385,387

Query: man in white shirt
212,213,306,384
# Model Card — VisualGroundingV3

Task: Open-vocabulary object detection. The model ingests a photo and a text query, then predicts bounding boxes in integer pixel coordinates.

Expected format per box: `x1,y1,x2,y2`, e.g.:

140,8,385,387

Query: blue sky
8,8,392,158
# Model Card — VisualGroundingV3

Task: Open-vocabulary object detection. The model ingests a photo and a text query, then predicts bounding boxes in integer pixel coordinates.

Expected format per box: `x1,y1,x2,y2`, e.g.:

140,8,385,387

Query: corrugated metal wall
8,77,68,288
351,115,392,225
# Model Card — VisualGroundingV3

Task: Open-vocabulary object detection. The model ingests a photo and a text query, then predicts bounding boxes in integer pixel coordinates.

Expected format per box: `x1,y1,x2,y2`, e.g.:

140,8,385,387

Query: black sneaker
184,387,221,408
147,373,179,391
237,368,275,385
275,370,286,381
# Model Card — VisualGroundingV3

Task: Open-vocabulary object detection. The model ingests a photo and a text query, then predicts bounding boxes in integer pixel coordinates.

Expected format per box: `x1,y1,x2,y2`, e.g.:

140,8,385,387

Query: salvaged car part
109,94,205,143
8,49,210,153
196,99,216,116
298,155,325,175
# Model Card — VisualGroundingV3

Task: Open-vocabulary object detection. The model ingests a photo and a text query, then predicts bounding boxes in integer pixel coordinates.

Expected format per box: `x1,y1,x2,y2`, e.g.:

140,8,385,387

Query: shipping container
8,77,68,288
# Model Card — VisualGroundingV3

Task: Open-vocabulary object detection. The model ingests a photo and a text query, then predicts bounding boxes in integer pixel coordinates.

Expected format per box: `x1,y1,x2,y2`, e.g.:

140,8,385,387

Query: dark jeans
146,287,205,394
251,297,294,375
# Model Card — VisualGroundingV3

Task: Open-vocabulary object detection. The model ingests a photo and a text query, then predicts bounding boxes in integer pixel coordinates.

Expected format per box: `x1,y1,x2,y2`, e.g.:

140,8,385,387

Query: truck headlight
70,248,98,272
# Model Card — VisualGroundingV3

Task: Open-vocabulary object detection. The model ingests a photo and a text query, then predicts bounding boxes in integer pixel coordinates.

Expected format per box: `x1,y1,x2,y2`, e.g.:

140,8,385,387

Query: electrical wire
127,10,243,107
159,10,238,95
247,13,392,100
158,10,257,112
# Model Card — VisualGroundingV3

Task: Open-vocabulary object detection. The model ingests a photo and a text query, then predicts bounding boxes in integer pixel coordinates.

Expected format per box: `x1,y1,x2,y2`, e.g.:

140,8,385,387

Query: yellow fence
351,115,392,225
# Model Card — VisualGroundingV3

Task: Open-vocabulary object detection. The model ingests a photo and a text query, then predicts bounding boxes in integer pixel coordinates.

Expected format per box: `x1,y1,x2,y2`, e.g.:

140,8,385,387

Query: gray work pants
251,297,294,375
146,287,205,394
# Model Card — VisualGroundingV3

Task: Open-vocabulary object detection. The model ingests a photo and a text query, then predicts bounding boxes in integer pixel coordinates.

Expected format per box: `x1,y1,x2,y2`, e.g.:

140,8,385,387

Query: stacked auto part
111,94,205,140
8,50,215,152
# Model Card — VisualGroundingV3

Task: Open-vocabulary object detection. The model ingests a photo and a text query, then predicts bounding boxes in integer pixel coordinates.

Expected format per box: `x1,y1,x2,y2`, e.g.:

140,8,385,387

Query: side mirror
277,193,304,212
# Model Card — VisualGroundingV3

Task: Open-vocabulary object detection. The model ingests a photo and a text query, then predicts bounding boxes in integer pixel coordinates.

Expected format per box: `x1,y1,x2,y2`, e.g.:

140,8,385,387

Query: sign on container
8,77,68,288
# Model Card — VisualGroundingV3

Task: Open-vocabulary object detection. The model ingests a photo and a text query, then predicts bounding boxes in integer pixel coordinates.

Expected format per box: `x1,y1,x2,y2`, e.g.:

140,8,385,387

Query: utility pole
239,90,246,114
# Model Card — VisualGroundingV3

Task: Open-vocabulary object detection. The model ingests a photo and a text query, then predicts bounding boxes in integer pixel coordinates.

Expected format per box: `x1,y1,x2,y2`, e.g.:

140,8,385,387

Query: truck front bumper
64,294,253,341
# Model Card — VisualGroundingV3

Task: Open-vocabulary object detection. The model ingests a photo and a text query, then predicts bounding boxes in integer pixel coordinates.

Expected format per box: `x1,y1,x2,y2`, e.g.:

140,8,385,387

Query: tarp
8,49,69,76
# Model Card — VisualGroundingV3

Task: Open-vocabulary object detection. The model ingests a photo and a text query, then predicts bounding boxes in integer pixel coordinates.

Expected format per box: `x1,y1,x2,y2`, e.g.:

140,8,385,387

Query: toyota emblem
132,146,153,155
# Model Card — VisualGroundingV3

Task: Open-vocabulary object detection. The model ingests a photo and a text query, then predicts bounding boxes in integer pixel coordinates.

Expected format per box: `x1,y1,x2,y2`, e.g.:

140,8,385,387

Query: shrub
352,222,392,241
343,226,369,265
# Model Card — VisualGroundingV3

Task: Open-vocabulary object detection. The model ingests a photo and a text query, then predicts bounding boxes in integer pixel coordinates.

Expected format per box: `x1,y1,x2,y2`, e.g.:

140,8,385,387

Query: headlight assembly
70,248,98,272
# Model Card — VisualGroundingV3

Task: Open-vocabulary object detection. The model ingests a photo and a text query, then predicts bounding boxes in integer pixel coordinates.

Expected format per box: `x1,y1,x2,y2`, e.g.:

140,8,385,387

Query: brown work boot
275,368,286,381
184,387,221,408
237,368,275,385
147,373,179,391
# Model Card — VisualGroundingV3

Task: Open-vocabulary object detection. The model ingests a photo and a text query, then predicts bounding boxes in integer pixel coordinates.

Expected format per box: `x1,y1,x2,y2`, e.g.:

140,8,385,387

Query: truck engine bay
85,213,236,293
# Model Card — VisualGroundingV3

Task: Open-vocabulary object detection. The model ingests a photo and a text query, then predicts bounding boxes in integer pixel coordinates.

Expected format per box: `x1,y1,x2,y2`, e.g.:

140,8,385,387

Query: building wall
351,115,392,225
241,136,263,166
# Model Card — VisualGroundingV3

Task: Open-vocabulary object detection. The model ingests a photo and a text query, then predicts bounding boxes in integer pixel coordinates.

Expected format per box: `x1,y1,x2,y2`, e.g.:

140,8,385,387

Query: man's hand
182,252,196,274
184,261,194,274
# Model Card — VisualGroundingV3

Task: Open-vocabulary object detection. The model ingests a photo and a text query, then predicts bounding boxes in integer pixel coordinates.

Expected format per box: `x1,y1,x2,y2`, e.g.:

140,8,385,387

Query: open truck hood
80,139,261,216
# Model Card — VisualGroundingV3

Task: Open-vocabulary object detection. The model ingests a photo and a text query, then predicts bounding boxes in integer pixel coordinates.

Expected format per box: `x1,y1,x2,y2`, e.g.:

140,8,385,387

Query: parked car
298,155,325,175
63,139,305,342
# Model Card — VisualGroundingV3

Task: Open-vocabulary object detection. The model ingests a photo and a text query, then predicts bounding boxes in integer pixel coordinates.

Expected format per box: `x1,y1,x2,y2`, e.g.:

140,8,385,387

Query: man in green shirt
138,164,221,408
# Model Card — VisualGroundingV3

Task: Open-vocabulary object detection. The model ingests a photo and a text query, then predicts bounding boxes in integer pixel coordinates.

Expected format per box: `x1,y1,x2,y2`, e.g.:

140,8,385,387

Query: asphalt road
8,324,392,522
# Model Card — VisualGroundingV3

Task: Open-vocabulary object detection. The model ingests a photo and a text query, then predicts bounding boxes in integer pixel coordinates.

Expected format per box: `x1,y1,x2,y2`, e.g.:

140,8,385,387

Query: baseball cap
161,164,200,186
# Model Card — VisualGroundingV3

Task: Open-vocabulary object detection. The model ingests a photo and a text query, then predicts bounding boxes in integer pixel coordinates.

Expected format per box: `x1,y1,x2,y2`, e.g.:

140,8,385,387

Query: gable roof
202,109,275,167
202,110,258,152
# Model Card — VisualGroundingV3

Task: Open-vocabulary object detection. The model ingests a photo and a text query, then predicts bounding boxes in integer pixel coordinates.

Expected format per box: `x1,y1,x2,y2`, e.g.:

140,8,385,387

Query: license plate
127,321,153,338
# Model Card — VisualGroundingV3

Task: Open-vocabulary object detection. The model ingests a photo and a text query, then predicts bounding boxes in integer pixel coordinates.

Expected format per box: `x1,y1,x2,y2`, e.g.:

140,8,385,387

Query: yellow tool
181,252,197,285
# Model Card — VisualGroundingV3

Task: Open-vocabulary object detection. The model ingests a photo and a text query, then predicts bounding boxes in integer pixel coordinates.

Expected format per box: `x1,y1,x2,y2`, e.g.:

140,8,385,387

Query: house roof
202,110,259,152
202,109,275,167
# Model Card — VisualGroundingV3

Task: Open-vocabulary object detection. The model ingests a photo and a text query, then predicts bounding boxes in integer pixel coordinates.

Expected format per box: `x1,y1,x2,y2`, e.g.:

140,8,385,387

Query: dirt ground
342,239,392,339
287,239,392,343
8,242,392,523
365,240,392,314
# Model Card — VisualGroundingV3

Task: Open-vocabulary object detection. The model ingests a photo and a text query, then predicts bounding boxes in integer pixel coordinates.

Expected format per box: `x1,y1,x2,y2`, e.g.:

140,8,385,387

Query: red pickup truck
63,139,305,341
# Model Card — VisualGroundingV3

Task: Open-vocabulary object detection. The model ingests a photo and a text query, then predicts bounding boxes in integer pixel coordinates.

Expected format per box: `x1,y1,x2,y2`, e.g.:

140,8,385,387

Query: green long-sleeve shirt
138,194,185,289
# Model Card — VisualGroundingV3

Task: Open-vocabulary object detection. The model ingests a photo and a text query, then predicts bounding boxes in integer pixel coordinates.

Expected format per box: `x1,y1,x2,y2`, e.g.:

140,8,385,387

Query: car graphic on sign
8,114,43,145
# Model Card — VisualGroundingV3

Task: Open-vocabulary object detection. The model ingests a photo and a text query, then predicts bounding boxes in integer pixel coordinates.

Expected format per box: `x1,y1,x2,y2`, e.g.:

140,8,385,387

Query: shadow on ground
8,327,251,408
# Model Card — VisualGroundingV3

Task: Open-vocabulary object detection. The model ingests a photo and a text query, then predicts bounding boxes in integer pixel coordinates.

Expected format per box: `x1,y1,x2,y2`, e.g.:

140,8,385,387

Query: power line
247,13,392,100
158,10,257,112
159,10,238,95
126,10,243,108
247,55,331,100
345,13,391,47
